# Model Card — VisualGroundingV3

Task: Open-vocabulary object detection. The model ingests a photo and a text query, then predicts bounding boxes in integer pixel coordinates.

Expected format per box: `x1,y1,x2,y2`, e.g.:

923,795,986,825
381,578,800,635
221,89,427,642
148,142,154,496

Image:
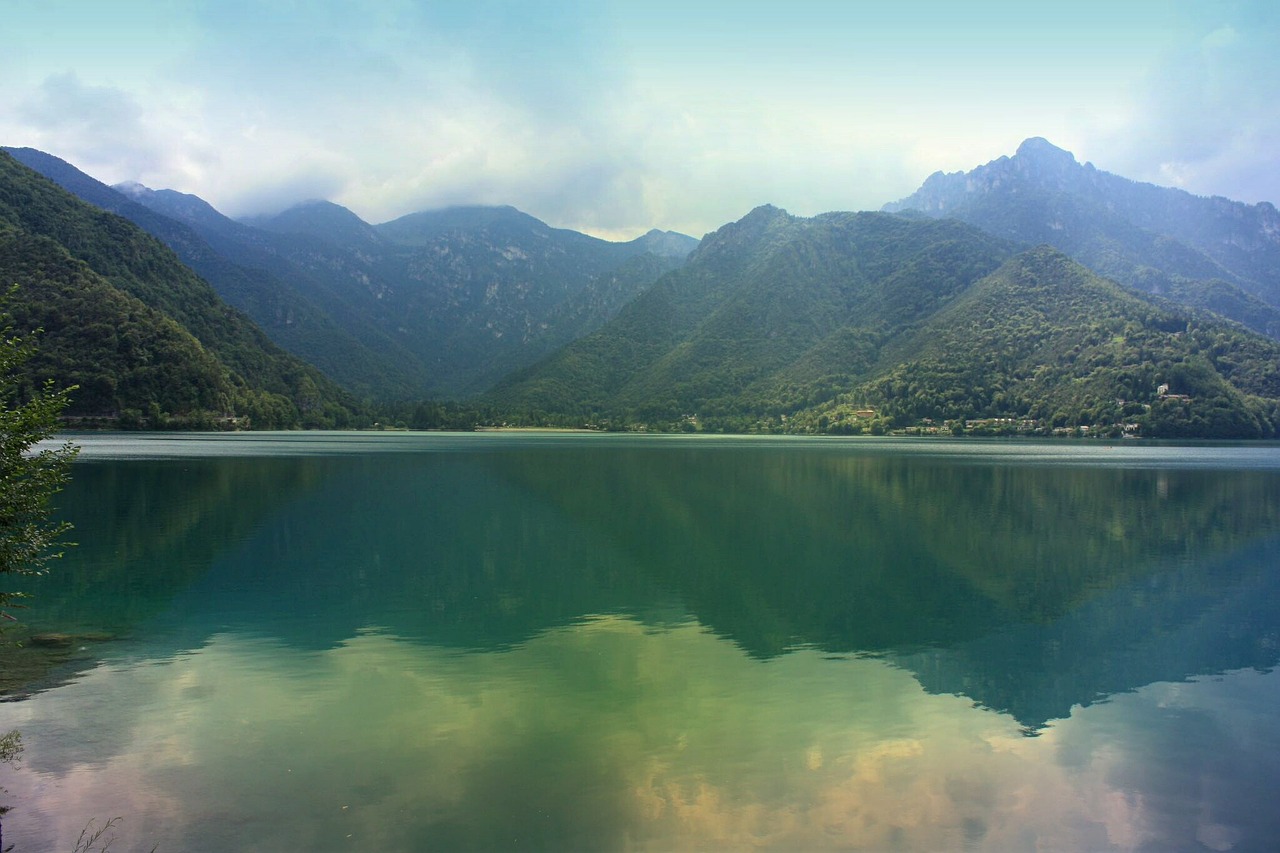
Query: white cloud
17,73,168,180
5,2,1278,239
9,619,1260,851
1089,15,1280,206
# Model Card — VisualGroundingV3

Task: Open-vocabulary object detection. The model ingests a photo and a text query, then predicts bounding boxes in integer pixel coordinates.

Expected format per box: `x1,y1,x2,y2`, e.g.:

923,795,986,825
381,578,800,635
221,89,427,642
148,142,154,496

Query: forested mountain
0,150,363,428
492,206,1280,437
491,207,1015,426
802,247,1280,437
884,137,1280,338
4,147,429,398
122,188,697,398
7,146,697,400
7,138,1279,438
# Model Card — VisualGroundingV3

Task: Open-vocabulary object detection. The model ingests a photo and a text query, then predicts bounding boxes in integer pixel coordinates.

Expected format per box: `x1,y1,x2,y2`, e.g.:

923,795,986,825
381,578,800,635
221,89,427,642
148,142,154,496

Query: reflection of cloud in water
2,617,1278,851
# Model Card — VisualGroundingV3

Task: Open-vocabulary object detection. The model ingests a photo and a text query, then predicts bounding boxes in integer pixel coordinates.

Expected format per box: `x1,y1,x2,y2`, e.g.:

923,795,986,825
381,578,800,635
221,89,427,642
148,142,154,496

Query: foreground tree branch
0,292,78,622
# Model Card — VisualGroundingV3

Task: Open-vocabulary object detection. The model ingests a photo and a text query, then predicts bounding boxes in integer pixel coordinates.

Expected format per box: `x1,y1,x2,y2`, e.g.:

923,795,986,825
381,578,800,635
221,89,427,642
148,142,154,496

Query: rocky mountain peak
1010,137,1082,187
1014,136,1076,165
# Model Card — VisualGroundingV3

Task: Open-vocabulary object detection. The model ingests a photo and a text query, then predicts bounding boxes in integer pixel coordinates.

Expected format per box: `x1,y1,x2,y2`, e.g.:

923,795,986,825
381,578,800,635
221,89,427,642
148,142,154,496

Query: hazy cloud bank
2,2,1277,238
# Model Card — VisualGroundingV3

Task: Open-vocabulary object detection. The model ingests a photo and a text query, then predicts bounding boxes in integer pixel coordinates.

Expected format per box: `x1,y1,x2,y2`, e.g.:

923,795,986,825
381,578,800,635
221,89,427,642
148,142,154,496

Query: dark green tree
0,302,78,622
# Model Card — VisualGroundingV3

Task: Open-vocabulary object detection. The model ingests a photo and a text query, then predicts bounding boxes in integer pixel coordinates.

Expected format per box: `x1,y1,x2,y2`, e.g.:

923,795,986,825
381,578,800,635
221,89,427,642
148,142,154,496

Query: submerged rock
28,633,74,648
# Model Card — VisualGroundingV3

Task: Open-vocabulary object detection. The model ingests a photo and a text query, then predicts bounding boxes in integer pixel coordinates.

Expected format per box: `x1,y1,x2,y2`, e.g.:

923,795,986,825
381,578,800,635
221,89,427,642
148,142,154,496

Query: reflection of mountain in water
159,452,675,651
18,458,321,633
898,535,1280,730
1,457,319,695
13,442,1280,729
493,446,1280,727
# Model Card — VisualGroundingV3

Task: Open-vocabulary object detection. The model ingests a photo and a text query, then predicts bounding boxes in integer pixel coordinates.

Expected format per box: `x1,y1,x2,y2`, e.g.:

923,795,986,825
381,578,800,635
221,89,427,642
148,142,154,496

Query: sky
2,0,1278,240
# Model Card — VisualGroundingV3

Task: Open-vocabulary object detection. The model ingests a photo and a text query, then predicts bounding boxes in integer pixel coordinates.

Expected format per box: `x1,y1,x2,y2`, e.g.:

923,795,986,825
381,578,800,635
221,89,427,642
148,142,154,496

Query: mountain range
884,137,1280,338
3,138,1280,437
492,207,1280,437
132,191,695,398
6,147,695,400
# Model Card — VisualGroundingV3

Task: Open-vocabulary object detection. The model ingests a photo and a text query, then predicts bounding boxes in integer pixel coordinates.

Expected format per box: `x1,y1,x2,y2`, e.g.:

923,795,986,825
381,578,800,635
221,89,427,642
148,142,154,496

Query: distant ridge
885,137,1280,338
241,199,383,249
132,194,698,397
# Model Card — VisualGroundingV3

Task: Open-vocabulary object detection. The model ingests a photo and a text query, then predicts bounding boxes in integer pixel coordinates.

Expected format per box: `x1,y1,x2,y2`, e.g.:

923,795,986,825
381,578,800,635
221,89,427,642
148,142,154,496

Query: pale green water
3,433,1280,851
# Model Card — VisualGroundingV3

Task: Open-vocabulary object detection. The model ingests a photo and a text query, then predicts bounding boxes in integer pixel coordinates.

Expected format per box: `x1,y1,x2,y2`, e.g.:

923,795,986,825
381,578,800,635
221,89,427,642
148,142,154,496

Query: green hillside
0,229,234,420
492,206,1280,438
0,150,363,428
806,247,1280,438
3,148,432,399
490,207,1015,427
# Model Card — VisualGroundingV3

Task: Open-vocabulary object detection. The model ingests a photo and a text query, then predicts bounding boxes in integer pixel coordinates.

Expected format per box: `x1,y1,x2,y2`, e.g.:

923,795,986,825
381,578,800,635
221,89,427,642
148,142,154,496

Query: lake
3,432,1280,851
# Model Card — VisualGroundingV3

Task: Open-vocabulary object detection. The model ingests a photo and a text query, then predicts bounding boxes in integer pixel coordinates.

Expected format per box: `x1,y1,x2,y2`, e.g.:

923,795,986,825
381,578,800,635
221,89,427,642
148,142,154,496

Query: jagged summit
884,138,1089,215
1009,137,1086,186
883,137,1280,337
1014,136,1077,164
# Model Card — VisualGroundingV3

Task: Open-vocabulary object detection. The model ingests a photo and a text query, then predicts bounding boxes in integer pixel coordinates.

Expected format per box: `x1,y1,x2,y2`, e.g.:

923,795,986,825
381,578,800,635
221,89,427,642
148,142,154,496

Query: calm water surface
2,433,1280,851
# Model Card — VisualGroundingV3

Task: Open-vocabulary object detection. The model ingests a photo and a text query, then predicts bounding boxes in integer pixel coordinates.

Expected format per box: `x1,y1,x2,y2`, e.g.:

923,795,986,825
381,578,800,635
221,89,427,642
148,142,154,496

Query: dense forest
801,247,1280,438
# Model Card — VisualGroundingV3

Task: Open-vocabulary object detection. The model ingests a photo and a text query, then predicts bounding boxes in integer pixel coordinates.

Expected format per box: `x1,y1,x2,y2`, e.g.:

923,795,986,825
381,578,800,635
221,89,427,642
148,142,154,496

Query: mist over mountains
4,138,1280,437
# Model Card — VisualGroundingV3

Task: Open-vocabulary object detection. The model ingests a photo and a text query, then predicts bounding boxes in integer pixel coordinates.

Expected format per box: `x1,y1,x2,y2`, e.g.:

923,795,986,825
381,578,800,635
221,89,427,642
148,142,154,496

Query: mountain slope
126,190,696,398
0,228,236,420
7,146,701,399
493,204,1280,438
4,147,423,398
366,205,696,395
884,137,1280,337
806,247,1280,437
121,186,430,398
0,150,362,427
490,207,1018,425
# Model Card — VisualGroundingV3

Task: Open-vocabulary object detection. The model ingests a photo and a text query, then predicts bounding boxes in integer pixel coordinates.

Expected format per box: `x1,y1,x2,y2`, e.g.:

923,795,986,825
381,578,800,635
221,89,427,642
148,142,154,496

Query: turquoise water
2,433,1280,851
